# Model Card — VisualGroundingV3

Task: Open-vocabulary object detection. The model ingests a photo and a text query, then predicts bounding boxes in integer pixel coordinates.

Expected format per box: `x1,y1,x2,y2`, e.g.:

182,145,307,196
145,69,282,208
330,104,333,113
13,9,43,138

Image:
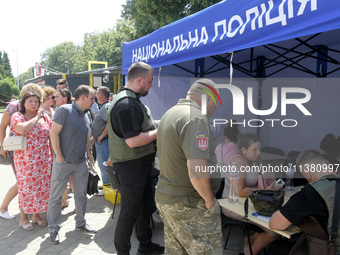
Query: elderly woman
41,86,56,119
11,91,52,230
0,84,45,220
222,133,278,255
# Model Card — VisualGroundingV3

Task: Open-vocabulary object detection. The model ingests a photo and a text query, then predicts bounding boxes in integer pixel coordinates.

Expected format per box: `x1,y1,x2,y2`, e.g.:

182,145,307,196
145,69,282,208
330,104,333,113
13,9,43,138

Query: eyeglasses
51,96,56,100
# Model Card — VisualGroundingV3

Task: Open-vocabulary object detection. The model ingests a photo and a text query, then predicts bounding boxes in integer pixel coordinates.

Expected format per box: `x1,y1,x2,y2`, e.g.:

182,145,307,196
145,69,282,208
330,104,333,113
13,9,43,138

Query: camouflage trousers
156,199,223,255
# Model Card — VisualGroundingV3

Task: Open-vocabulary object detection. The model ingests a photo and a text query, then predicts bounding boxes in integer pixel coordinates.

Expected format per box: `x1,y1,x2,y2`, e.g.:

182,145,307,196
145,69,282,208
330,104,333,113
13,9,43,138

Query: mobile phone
273,179,285,189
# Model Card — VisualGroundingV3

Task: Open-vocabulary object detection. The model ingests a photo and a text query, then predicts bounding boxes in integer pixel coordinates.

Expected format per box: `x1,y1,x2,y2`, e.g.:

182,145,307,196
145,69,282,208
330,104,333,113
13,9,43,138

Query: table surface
218,187,302,238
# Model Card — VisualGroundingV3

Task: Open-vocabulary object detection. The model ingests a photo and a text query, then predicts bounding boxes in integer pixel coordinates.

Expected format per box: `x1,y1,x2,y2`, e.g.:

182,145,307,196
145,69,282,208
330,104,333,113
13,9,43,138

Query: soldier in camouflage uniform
156,79,223,254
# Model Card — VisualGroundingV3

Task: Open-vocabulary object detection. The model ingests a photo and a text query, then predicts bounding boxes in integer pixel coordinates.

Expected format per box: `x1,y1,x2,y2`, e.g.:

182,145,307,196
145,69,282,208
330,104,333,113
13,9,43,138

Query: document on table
252,212,271,222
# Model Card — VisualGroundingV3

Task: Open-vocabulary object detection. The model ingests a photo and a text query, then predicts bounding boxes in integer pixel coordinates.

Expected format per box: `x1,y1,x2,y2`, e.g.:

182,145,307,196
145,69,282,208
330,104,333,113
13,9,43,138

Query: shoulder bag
244,189,285,217
2,135,27,151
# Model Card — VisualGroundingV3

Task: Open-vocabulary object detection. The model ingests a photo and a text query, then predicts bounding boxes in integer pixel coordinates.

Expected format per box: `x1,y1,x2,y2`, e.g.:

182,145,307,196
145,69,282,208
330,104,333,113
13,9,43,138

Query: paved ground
0,160,166,255
0,112,245,255
0,163,245,255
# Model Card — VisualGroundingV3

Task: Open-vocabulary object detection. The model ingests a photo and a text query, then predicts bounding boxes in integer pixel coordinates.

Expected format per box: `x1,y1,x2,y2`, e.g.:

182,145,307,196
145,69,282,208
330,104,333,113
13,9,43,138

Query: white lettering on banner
132,49,138,63
258,3,266,27
164,39,173,55
240,7,260,34
265,0,287,26
196,26,208,47
227,15,244,37
297,0,317,16
151,43,158,59
129,0,318,63
188,30,199,48
288,0,294,18
247,87,278,115
212,20,227,42
179,35,189,51
173,36,180,52
158,41,165,57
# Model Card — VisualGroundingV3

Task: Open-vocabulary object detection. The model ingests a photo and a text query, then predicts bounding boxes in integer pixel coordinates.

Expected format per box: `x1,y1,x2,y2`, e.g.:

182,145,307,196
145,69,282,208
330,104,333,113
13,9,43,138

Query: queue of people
1,61,339,255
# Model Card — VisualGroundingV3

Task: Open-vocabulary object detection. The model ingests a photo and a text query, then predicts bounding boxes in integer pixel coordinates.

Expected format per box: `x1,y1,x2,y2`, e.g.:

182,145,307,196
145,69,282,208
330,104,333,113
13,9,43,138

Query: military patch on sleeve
196,131,208,151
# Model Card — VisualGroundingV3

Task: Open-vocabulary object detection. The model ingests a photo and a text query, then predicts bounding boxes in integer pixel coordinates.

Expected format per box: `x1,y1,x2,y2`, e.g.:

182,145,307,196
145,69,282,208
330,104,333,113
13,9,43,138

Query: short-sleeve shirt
5,100,20,117
90,102,99,115
91,101,110,139
110,88,144,139
279,177,332,234
52,103,90,163
155,99,220,206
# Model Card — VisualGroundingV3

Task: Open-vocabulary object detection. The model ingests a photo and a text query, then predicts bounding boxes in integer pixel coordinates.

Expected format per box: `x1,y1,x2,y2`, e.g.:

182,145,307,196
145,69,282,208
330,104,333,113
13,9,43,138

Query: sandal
19,222,34,231
32,219,48,226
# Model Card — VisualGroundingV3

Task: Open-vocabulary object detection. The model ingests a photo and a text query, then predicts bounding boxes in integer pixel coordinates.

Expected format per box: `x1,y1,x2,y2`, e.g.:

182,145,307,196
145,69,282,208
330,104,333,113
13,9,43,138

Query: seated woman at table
222,133,278,255
215,123,240,198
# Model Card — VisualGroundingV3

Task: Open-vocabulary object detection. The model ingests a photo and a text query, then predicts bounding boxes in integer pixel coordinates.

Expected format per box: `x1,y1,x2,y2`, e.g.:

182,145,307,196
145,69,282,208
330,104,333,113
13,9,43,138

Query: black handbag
87,171,100,196
244,189,285,217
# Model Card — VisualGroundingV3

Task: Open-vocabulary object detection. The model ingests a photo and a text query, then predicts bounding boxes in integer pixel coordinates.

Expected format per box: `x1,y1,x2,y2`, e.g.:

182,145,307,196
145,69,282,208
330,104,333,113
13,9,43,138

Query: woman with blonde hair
0,83,45,220
41,86,56,119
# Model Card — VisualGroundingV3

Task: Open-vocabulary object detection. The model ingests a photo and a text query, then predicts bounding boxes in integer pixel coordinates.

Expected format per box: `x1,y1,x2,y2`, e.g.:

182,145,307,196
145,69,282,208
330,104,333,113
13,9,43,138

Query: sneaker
95,190,104,196
138,243,165,254
0,211,15,220
50,231,60,244
75,223,97,233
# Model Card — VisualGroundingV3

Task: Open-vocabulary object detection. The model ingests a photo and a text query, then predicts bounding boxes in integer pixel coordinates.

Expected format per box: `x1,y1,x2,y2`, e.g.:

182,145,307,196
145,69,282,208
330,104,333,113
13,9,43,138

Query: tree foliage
15,1,216,81
122,0,220,39
0,51,13,79
41,19,136,74
0,51,17,98
18,67,34,90
41,42,80,74
0,77,18,98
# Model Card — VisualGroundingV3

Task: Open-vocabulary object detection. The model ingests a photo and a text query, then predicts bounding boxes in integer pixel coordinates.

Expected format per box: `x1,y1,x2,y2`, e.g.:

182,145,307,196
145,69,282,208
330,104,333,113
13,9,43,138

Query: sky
1,0,126,77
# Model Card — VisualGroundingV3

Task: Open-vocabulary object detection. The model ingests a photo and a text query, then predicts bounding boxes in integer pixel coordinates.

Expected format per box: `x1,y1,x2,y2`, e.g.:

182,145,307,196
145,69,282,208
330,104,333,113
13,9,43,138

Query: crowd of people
0,61,339,255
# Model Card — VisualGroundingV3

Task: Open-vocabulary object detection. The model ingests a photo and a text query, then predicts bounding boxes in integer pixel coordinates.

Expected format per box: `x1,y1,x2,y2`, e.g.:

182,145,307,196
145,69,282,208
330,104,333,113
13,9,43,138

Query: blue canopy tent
122,0,340,153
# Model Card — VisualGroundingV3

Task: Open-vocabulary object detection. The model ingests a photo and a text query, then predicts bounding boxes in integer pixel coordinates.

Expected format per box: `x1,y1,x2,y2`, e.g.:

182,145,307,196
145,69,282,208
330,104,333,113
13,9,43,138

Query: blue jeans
95,139,110,185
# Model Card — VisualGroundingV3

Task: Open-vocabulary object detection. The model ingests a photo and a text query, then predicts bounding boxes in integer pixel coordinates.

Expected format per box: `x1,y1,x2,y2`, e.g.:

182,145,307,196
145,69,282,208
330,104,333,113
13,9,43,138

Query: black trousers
114,163,153,255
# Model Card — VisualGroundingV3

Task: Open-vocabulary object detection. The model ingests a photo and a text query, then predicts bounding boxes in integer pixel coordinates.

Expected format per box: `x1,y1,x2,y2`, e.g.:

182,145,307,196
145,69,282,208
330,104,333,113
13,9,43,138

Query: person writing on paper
222,133,279,255
269,150,339,254
11,91,52,230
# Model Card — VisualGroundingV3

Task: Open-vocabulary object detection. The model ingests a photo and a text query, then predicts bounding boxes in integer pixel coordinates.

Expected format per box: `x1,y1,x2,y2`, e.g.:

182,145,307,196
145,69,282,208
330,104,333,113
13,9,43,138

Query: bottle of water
228,162,239,203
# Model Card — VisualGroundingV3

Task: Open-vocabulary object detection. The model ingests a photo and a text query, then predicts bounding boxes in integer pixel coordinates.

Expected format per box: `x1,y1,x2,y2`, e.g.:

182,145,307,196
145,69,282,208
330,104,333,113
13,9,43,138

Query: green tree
41,42,81,74
18,67,35,90
94,19,136,66
1,51,13,78
122,0,220,39
0,77,16,98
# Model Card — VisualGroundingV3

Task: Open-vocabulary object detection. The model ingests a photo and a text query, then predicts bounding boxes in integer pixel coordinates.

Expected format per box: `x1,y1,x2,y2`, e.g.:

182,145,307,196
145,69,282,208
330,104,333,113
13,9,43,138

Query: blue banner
122,0,340,74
